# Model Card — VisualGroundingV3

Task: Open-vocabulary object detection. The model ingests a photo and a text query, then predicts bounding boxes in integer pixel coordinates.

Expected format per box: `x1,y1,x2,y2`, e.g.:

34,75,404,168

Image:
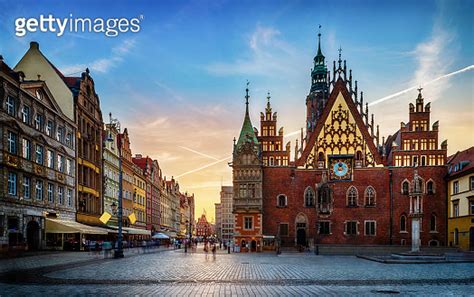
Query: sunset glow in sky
1,0,473,221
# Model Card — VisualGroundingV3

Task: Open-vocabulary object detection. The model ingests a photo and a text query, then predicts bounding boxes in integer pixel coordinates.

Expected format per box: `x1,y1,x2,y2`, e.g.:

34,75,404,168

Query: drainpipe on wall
389,169,393,245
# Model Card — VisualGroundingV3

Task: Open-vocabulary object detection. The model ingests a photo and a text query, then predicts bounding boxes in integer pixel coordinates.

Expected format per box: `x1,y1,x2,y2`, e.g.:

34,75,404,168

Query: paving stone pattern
0,246,473,296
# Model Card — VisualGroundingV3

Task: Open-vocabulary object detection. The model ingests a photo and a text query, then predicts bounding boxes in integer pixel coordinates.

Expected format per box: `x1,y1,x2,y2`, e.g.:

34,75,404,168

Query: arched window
365,186,376,207
277,194,287,207
427,181,435,194
454,228,459,245
304,187,315,207
346,186,358,207
430,213,436,231
356,150,362,160
400,215,407,232
402,181,409,195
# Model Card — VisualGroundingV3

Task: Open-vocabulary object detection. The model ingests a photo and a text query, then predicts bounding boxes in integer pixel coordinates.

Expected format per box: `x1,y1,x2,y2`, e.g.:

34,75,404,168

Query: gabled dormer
14,42,74,121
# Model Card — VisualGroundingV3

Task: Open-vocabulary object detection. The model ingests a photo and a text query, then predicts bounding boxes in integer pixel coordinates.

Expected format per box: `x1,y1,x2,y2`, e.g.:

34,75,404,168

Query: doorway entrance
295,213,308,247
26,220,40,250
296,229,306,246
251,240,257,252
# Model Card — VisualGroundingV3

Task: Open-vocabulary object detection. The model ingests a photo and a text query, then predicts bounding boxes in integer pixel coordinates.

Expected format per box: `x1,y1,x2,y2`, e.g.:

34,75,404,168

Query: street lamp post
108,112,124,259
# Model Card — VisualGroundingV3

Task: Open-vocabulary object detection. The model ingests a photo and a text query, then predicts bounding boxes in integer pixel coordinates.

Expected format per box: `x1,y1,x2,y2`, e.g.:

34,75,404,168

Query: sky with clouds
1,0,473,221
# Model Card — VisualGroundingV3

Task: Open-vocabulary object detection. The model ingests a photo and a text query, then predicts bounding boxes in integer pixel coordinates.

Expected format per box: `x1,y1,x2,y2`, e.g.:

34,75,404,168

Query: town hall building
231,32,448,252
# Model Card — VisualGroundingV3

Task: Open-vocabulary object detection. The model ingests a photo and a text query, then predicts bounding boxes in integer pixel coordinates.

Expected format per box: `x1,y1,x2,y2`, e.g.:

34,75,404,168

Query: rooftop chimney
30,41,39,50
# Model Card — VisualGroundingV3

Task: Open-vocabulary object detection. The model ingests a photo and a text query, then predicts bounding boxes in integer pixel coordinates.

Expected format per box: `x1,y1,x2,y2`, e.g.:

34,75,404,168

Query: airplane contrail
178,146,219,161
369,65,474,107
284,130,302,138
175,156,232,178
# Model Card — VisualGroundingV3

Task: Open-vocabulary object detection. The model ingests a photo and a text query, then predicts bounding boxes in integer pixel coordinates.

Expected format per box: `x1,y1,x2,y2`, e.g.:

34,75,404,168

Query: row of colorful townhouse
0,42,194,253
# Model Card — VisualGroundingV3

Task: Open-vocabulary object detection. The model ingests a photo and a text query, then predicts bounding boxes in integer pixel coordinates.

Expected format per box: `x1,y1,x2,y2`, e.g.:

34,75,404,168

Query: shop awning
122,227,151,235
166,231,177,238
46,218,108,235
152,233,169,239
104,226,129,234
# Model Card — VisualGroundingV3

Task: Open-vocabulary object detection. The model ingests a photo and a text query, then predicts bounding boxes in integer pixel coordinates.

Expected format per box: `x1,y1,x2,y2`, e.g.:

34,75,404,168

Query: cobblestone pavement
1,247,473,296
44,250,474,283
0,246,171,274
0,283,472,296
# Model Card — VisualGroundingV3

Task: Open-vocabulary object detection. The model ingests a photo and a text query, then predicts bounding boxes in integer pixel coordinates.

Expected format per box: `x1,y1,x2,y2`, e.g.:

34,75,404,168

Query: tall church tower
306,29,329,136
231,84,263,252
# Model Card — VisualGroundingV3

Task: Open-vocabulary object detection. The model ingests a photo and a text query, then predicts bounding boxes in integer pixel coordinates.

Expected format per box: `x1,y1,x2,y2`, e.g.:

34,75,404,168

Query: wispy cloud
410,20,454,102
205,24,302,77
60,38,136,75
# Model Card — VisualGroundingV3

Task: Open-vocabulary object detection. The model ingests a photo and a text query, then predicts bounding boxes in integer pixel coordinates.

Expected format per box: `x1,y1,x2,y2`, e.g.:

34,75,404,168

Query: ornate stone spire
236,81,259,148
310,26,327,93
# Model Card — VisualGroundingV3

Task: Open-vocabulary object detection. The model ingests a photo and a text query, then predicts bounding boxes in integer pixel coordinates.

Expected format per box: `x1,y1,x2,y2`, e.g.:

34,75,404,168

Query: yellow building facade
447,147,474,251
132,165,147,230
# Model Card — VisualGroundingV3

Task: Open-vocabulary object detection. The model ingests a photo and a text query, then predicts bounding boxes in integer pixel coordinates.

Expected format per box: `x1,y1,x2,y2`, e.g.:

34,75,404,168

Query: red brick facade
232,36,448,250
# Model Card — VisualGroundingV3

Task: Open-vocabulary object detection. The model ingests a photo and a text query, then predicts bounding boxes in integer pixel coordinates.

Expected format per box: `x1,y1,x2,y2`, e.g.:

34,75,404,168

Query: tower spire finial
338,46,342,68
318,25,321,44
245,80,250,106
316,25,323,57
266,91,271,110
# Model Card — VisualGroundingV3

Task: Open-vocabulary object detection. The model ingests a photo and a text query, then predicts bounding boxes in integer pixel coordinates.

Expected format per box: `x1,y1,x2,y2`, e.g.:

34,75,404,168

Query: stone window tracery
304,187,315,207
346,186,358,207
364,186,376,207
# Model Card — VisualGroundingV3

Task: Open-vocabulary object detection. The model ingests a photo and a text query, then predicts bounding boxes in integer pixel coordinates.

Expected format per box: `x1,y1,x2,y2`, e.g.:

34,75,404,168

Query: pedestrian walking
95,241,100,258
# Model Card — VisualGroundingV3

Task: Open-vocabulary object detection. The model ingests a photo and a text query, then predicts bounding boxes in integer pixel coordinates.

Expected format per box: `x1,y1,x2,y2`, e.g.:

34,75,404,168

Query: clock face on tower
328,156,353,181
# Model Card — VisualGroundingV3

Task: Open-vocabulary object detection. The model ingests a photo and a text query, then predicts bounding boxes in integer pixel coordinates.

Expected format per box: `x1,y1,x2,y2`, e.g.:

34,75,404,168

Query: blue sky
1,0,473,218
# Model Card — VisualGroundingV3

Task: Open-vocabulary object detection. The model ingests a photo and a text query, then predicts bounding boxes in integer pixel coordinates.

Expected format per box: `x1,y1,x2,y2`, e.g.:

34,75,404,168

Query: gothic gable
297,78,382,168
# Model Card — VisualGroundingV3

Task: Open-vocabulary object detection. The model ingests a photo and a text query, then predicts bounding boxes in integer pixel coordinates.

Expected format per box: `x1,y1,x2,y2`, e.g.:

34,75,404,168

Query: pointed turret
236,83,259,148
310,27,328,93
306,26,329,134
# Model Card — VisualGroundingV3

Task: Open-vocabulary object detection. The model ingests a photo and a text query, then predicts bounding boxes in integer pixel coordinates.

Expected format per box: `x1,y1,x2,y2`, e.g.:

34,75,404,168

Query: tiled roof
447,146,474,177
